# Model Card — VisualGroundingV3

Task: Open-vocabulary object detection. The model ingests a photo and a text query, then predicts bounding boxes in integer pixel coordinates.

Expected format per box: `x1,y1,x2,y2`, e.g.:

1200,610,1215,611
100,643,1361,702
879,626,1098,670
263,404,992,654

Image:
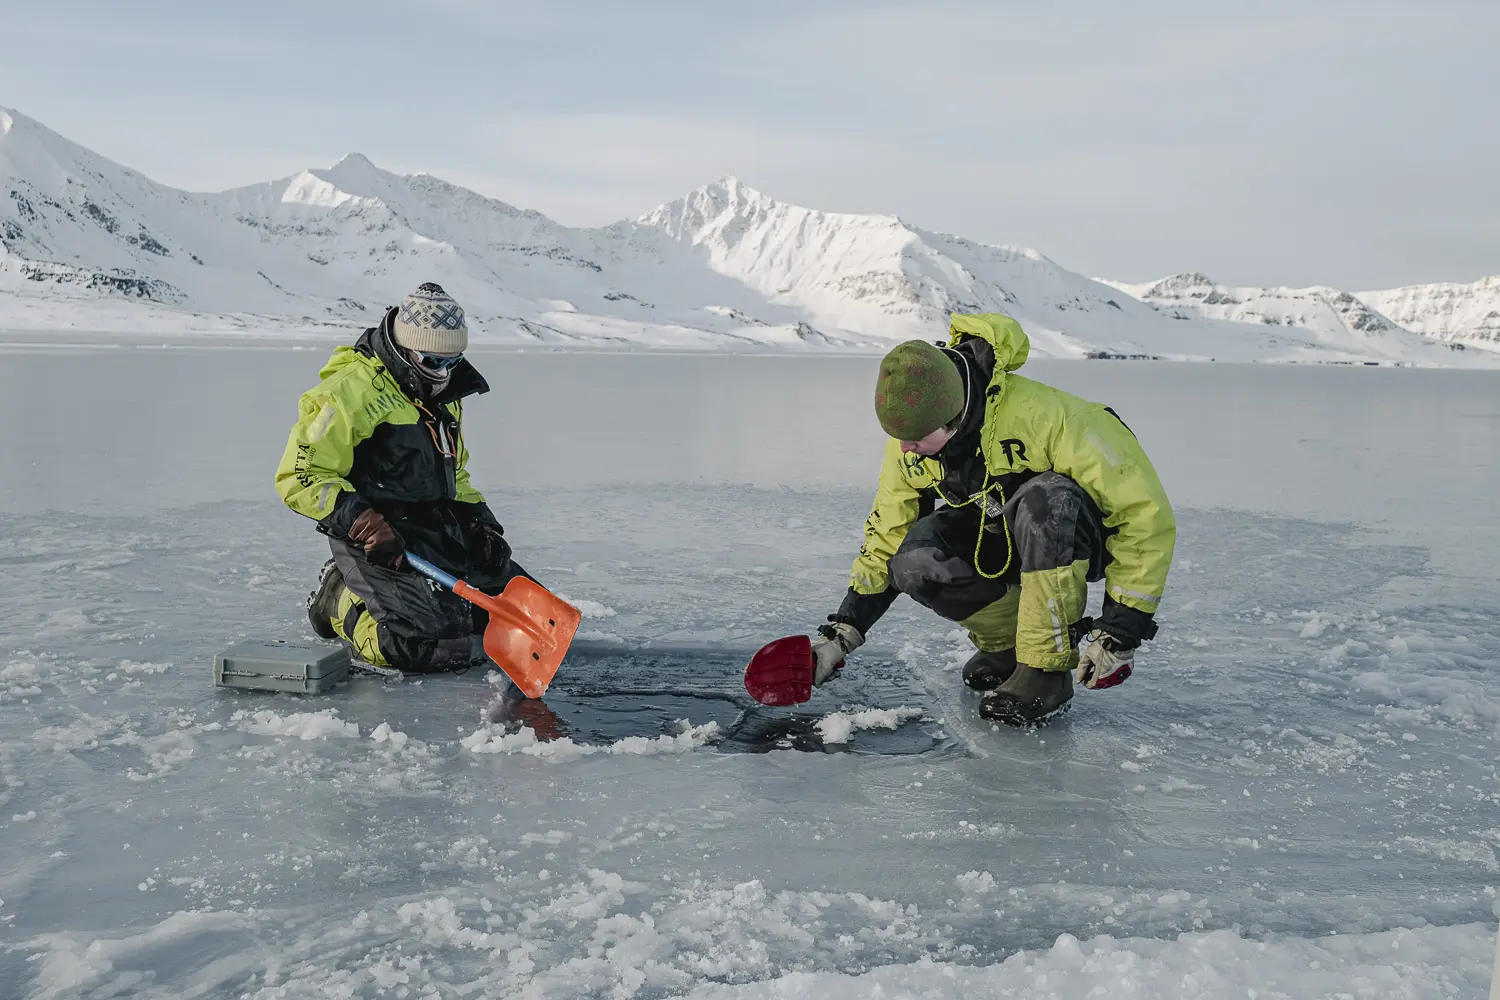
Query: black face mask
369,312,434,401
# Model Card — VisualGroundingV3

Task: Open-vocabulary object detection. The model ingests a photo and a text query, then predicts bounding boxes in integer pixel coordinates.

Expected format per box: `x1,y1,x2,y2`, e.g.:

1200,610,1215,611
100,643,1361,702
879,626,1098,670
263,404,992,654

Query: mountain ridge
0,105,1489,363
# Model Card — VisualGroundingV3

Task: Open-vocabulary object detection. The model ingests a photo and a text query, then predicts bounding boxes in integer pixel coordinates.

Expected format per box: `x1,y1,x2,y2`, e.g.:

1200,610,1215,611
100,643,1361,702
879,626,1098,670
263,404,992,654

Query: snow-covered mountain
1098,273,1438,357
0,105,1486,363
635,177,1230,359
1357,276,1500,349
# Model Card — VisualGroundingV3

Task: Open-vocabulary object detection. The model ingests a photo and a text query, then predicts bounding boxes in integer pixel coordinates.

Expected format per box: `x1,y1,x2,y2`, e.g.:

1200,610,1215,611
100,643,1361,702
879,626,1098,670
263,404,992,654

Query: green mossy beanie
873,340,965,440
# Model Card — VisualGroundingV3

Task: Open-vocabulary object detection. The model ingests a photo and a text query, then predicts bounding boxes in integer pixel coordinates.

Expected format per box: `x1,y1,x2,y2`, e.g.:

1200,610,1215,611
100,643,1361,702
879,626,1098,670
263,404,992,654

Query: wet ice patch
38,608,92,634
1332,625,1500,728
233,708,360,740
31,714,132,752
814,707,924,745
23,910,253,997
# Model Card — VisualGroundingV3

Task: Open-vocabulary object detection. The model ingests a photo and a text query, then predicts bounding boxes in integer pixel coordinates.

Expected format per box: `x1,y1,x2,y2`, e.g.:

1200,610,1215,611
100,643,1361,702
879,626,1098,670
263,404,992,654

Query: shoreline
0,328,1494,366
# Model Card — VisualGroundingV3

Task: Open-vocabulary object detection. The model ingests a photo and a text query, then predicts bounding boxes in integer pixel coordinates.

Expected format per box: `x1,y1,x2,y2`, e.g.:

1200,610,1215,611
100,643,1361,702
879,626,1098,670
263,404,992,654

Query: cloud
428,111,917,223
1,0,1495,287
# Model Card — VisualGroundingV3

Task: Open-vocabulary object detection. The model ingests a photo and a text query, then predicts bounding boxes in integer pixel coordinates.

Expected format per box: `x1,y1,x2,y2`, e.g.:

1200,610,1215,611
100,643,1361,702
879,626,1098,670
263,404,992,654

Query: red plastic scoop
743,634,815,706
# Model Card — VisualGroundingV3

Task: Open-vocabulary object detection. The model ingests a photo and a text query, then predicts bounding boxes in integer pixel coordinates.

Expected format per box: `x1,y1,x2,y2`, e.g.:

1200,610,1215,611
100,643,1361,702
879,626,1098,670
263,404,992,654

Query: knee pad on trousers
889,546,1010,622
1014,558,1091,670
331,586,472,672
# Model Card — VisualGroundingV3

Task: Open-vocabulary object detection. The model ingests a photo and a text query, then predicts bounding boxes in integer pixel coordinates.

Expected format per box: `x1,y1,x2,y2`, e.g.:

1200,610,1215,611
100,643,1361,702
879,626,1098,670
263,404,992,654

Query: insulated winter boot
979,663,1073,727
305,559,346,641
962,648,1017,690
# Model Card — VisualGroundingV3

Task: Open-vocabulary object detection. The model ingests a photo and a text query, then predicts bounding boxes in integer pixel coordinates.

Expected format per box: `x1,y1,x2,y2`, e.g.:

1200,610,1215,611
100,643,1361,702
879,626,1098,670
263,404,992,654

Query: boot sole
978,697,1072,728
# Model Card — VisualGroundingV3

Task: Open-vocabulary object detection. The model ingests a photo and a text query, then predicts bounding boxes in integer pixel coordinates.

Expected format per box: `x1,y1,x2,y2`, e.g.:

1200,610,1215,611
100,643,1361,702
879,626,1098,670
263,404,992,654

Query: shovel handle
404,552,459,590
404,552,556,651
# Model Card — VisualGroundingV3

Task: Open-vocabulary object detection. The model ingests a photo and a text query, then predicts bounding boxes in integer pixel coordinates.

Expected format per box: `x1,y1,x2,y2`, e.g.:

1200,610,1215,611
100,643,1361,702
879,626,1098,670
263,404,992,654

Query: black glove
1094,595,1158,651
459,502,510,569
347,508,405,568
834,587,900,636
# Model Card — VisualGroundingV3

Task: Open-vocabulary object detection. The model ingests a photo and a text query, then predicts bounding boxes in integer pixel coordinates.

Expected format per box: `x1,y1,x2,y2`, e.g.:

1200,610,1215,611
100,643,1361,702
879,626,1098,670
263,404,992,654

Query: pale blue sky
2,0,1495,289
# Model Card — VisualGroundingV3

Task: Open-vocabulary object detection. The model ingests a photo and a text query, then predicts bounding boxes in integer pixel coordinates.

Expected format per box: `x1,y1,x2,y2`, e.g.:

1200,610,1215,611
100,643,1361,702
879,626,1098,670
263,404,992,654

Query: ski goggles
414,350,464,372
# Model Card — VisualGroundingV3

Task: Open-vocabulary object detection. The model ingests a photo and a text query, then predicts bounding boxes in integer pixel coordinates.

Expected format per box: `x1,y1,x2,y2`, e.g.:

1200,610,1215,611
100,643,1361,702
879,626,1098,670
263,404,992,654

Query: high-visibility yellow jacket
851,313,1175,621
275,316,492,563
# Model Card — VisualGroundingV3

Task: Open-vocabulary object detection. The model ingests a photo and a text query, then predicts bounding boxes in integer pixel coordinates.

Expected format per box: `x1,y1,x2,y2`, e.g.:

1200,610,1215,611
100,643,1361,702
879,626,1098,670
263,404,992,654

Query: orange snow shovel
406,552,580,698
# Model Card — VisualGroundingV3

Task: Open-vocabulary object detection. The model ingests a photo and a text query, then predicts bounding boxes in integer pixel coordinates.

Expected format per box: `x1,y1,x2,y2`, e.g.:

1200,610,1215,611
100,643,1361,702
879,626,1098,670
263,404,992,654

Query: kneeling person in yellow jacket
811,313,1176,726
274,282,533,672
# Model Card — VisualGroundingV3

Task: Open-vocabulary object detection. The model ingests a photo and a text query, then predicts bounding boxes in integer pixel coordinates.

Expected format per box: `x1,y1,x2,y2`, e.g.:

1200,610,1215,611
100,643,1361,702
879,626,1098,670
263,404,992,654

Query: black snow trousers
330,515,533,672
887,471,1109,621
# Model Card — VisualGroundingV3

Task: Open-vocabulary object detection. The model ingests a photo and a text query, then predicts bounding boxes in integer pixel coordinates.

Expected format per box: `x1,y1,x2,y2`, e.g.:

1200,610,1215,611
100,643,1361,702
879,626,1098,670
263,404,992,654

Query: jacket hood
318,344,369,381
935,337,993,460
947,313,1030,375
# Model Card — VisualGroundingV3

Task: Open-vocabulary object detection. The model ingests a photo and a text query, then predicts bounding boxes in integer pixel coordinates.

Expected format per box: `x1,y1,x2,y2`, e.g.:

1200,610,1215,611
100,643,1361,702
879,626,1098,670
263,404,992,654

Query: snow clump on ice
232,708,360,740
814,707,924,744
461,720,719,759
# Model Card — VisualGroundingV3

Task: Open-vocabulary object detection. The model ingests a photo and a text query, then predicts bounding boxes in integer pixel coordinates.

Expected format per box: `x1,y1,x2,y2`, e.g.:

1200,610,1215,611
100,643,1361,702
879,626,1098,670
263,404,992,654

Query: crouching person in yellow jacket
274,282,533,672
811,313,1176,726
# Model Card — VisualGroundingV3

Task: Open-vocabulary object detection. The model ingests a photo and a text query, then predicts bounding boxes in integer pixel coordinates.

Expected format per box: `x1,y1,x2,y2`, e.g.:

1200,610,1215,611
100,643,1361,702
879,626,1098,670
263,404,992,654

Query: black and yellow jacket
275,309,494,573
846,313,1175,645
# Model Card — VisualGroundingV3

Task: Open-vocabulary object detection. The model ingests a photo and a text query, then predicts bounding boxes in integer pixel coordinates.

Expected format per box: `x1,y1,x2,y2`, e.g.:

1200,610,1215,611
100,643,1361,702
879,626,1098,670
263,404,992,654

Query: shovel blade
743,634,815,706
478,577,581,699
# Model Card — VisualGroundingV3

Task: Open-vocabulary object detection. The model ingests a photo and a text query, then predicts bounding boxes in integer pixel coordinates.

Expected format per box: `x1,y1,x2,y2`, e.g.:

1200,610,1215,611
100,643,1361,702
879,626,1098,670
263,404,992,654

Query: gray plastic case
214,639,351,694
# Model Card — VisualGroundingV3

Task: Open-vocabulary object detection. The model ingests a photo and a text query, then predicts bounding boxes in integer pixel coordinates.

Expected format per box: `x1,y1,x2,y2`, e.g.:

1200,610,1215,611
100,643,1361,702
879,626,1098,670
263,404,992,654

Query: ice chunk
232,709,360,740
814,707,923,745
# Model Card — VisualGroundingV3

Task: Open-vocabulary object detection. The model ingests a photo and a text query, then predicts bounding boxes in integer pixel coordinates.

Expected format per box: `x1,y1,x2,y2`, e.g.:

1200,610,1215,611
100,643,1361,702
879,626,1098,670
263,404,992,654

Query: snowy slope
630,178,1474,363
637,177,1173,357
1098,272,1475,363
0,105,1488,363
0,107,811,349
1358,275,1500,349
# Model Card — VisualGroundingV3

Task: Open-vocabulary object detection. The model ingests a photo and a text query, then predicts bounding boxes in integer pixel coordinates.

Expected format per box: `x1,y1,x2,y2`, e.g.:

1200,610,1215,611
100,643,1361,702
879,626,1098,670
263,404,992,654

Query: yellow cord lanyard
934,464,1015,581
